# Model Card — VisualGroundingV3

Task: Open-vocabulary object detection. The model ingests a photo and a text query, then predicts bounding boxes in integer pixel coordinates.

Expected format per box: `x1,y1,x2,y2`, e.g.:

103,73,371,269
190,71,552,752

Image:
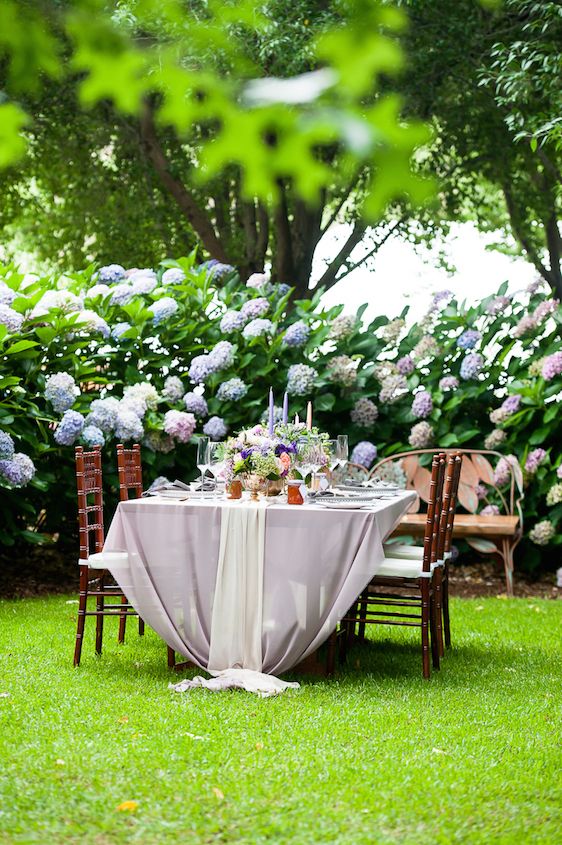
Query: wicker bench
369,449,524,596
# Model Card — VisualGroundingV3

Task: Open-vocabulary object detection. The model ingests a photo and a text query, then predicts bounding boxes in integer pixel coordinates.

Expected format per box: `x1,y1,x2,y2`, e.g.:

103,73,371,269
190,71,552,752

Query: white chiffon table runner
103,491,417,677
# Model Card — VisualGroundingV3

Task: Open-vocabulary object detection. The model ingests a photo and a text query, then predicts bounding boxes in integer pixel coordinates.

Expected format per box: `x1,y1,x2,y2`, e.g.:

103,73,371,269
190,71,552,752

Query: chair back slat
75,445,104,560
422,454,443,573
116,443,143,502
444,454,463,554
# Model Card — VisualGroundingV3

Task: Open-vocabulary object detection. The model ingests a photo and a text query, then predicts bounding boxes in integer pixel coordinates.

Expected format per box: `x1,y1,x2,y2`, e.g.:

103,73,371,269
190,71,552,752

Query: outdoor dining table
103,490,417,677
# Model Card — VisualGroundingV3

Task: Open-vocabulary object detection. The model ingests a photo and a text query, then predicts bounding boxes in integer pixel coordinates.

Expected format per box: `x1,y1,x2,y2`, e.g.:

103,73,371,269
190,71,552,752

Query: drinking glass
196,436,210,492
208,442,225,496
337,435,349,473
324,439,338,486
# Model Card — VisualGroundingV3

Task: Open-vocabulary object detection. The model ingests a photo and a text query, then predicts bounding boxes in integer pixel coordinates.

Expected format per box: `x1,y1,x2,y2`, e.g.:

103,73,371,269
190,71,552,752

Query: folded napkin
144,478,200,496
169,668,300,698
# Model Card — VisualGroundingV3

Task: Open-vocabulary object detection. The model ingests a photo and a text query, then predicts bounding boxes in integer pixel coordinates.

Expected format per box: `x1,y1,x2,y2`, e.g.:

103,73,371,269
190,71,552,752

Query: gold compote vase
242,473,268,501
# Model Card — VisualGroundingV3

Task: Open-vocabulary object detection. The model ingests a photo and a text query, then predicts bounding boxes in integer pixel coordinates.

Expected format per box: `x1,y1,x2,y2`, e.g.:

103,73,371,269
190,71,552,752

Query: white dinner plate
316,500,370,510
156,489,189,499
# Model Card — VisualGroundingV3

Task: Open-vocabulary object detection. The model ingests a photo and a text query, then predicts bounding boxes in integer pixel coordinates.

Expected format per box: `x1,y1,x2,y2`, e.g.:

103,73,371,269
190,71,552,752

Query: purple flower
184,392,208,417
475,483,488,501
150,297,178,326
246,272,270,290
439,376,459,392
460,353,484,380
501,395,521,415
542,352,562,381
411,390,433,419
283,321,310,348
533,299,559,324
111,322,132,341
217,378,248,401
242,318,273,340
0,304,24,333
162,268,185,285
287,364,317,396
163,410,196,443
82,425,105,447
54,410,85,446
0,282,17,306
456,329,481,350
275,283,291,297
44,372,79,413
350,398,378,428
481,504,500,516
162,376,184,403
97,264,125,283
241,298,269,320
484,429,506,450
351,441,377,469
432,290,453,307
202,260,235,281
327,355,357,387
486,296,511,315
75,310,110,338
110,284,135,306
513,314,537,337
379,374,408,404
189,355,214,384
408,421,433,449
114,409,144,442
209,340,235,370
557,465,562,480
525,448,547,474
220,310,246,333
396,355,414,375
0,452,35,487
494,455,518,487
0,431,15,460
203,416,228,440
526,278,542,295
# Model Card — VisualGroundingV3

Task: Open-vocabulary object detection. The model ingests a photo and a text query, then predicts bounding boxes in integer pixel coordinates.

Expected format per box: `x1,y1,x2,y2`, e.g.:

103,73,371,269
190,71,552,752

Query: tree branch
319,176,360,238
255,201,269,267
324,219,406,288
502,183,552,286
314,222,366,290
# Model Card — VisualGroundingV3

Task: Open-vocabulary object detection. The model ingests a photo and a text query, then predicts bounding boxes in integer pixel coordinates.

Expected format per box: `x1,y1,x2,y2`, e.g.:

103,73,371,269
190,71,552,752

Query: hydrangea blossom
243,318,274,340
546,483,562,506
525,448,547,474
486,295,510,315
557,465,562,480
490,395,521,425
494,455,518,486
220,310,246,333
217,378,248,401
246,272,270,290
484,429,506,450
533,299,559,324
97,264,125,283
350,398,378,428
209,340,235,370
124,382,159,411
431,290,454,308
351,441,377,468
513,314,537,337
475,483,488,501
144,432,175,454
372,460,407,488
241,298,269,320
327,355,357,387
526,278,543,295
110,284,136,306
130,274,158,295
163,410,196,443
0,282,17,306
203,416,228,440
542,352,562,381
481,504,500,516
528,357,546,378
82,425,105,447
529,520,555,546
275,283,291,297
380,318,405,344
31,289,83,317
54,410,85,445
0,304,24,333
111,322,132,341
114,409,144,442
75,310,110,338
0,431,15,460
379,374,408,404
86,398,120,433
396,355,414,375
162,267,185,285
373,361,398,382
44,372,79,413
151,297,178,326
0,453,36,487
189,355,214,384
129,268,156,283
287,364,317,396
329,315,356,342
119,396,147,419
411,390,433,419
456,329,481,350
408,421,433,448
184,392,208,417
412,335,439,360
460,353,484,380
85,284,111,300
283,320,310,348
203,260,235,281
439,376,459,392
162,376,184,403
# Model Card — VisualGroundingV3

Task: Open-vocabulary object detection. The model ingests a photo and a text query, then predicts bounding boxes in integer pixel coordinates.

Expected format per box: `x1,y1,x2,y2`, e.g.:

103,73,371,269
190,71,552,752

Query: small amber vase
227,479,242,500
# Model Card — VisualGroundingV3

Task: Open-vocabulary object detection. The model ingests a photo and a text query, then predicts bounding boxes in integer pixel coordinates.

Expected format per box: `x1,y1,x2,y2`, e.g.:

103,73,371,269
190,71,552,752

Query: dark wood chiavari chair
341,453,446,679
440,454,463,651
74,445,137,666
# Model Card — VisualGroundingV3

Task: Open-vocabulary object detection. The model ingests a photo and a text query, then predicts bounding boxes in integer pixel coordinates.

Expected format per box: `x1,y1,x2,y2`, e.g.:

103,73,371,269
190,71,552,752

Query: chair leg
167,646,175,669
73,565,89,667
421,580,431,679
357,592,368,643
95,571,105,656
434,568,444,658
138,617,145,636
502,538,515,597
118,594,127,644
430,596,440,671
442,575,451,650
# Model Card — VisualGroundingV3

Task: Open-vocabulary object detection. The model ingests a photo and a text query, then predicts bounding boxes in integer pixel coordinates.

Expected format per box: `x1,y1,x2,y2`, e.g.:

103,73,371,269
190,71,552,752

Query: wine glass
337,435,349,482
208,442,225,496
325,439,339,485
196,436,210,493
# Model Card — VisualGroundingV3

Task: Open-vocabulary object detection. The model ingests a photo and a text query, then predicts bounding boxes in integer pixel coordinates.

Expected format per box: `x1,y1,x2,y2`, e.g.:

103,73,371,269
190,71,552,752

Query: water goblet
196,436,210,494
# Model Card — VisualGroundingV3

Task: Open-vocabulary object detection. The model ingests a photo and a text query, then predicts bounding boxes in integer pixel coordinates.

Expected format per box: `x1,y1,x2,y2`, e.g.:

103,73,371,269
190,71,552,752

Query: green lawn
0,596,560,845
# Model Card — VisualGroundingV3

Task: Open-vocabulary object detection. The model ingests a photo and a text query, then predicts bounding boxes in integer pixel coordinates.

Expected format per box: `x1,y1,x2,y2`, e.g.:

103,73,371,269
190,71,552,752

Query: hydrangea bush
0,259,561,573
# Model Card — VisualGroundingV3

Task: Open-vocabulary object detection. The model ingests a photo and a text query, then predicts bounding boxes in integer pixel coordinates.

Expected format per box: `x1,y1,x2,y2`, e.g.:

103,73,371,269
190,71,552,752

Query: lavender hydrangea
0,282,17,306
162,267,185,285
86,398,120,433
381,318,405,345
481,504,500,516
0,305,24,333
283,320,310,348
546,483,562,506
494,455,518,486
75,310,110,338
379,374,408,404
533,299,559,324
242,318,274,340
329,315,356,342
396,355,414,375
54,410,85,446
525,448,547,474
513,314,537,337
246,272,270,290
287,364,317,396
526,278,543,295
189,354,214,384
183,392,208,417
111,322,132,341
110,284,136,306
408,421,434,448
542,352,562,381
82,425,105,447
351,441,377,469
241,298,269,320
350,398,378,428
412,335,439,361
439,376,459,392
327,355,357,387
486,296,511,315
411,390,433,419
150,297,178,326
203,260,235,281
209,340,235,370
529,520,555,546
44,372,79,413
0,453,36,487
489,395,521,425
163,410,196,443
456,329,481,350
557,465,562,480
275,283,291,297
0,431,15,460
475,483,488,501
85,283,111,300
431,290,454,308
484,429,506,450
97,264,125,283
460,353,484,380
114,409,144,442
220,310,246,333
162,376,184,403
217,378,248,401
203,415,228,440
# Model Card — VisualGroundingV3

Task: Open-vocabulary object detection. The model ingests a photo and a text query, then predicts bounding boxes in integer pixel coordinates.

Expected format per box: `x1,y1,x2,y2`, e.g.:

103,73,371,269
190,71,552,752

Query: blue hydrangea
44,372,79,413
111,322,132,341
54,410,85,446
0,431,15,460
217,378,248,401
130,274,157,295
220,310,246,333
241,298,269,320
114,409,144,442
283,320,310,348
201,260,235,281
411,390,433,419
98,264,125,283
189,354,214,384
150,297,178,326
162,376,184,403
243,318,273,340
351,441,377,469
457,329,481,350
85,284,110,300
110,284,135,306
203,416,228,440
275,283,291,297
86,397,120,433
460,352,484,380
0,452,36,487
75,310,110,339
82,425,105,447
286,363,317,396
184,392,208,416
162,268,185,285
0,282,17,306
0,304,24,333
209,340,235,369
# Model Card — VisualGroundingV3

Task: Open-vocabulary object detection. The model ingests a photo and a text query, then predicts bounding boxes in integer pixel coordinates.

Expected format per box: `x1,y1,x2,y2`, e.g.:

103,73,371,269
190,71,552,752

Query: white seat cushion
376,556,432,579
79,552,129,570
383,542,424,560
